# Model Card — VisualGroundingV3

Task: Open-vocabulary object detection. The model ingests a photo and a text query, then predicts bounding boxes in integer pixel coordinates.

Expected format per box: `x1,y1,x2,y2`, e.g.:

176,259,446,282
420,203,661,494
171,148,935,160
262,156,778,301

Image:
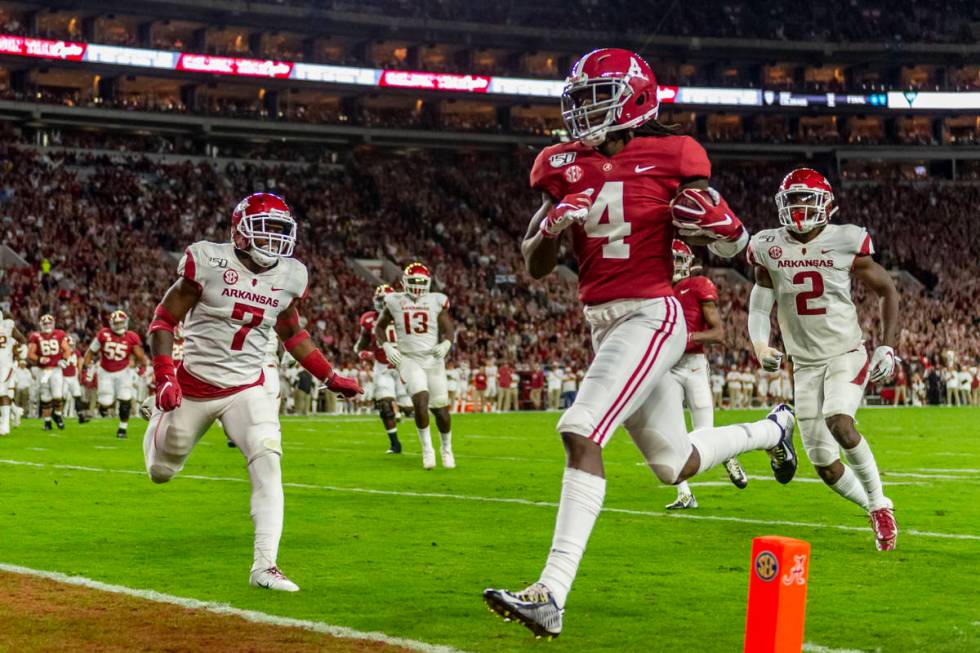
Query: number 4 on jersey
583,181,631,259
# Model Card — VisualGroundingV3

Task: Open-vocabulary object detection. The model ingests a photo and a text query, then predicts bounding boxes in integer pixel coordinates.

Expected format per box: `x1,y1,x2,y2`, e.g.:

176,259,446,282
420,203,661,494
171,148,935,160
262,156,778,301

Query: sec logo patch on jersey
564,165,583,183
223,269,239,284
768,246,783,260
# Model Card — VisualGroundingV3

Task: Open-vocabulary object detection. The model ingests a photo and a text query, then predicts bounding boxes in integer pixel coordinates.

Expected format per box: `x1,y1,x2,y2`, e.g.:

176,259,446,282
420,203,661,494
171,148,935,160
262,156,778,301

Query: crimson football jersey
531,135,711,305
90,328,142,373
29,329,67,367
674,275,719,354
62,349,82,377
360,310,395,366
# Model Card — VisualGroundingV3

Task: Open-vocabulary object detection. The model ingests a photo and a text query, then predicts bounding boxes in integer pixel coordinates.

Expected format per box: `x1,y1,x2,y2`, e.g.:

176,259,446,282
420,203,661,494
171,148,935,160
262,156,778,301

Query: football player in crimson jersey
83,310,147,438
747,168,900,551
484,48,800,638
142,192,362,592
665,241,748,510
27,314,72,431
60,335,90,424
374,263,456,470
354,284,403,454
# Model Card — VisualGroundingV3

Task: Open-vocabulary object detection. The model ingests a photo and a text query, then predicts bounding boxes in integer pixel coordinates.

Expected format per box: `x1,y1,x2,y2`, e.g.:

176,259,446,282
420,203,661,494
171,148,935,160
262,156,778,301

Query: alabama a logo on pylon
754,551,779,582
781,554,808,586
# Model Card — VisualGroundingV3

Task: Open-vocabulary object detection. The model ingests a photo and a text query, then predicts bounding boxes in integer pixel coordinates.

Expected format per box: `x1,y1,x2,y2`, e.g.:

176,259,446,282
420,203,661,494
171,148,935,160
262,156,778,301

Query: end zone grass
0,407,977,652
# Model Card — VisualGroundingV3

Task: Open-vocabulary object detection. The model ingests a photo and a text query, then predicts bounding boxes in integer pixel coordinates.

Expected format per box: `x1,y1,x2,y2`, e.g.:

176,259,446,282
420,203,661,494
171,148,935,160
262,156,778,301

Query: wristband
148,304,179,334
283,329,311,351
298,348,334,382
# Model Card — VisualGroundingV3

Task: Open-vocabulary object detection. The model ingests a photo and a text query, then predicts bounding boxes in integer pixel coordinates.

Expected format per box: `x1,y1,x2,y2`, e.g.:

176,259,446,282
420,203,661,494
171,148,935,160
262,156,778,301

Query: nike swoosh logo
679,289,691,294
271,287,284,291
634,164,656,173
820,249,833,254
700,215,733,228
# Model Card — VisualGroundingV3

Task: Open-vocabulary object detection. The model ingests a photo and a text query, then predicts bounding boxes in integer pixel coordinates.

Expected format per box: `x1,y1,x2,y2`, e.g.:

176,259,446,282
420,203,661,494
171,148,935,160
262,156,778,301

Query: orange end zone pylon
744,536,811,653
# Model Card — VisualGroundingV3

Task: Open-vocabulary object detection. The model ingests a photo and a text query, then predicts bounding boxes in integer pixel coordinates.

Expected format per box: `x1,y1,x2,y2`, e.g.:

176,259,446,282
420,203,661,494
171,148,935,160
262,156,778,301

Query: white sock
0,405,9,435
690,420,781,474
829,464,870,510
675,480,691,496
119,421,128,430
248,453,284,572
539,468,605,609
843,437,888,510
439,430,452,450
417,426,433,453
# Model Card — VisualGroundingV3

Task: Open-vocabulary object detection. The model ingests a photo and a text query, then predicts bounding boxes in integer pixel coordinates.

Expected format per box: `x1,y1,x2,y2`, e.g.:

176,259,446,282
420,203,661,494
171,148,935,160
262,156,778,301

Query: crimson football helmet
373,284,394,311
109,309,128,335
561,48,660,146
231,192,297,267
672,239,694,283
402,262,431,297
775,168,838,234
40,314,55,334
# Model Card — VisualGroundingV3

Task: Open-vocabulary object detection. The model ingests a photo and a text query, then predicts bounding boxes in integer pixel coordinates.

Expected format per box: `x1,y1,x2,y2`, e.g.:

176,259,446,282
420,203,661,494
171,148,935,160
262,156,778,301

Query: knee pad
118,400,132,421
378,399,396,422
556,404,596,439
799,417,840,467
647,460,683,485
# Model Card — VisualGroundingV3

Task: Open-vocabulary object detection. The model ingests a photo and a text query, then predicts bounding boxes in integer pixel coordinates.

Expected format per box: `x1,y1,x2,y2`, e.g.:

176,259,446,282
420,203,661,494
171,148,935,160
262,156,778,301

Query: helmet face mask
110,310,128,335
671,240,694,283
232,194,297,267
40,314,55,334
775,169,838,234
373,284,393,311
402,263,431,297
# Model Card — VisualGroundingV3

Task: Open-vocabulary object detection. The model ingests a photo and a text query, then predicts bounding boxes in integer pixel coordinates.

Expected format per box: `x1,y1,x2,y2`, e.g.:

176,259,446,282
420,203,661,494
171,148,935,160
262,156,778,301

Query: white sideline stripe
913,468,979,473
0,562,469,653
634,466,926,486
884,472,980,481
1,459,977,542
802,644,866,653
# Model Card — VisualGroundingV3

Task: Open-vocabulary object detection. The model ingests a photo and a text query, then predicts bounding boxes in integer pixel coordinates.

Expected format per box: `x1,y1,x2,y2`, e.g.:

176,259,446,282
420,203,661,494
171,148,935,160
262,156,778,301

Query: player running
374,263,456,469
83,310,147,438
27,314,72,431
141,192,362,592
666,240,748,509
355,284,403,454
483,49,798,638
0,309,27,436
61,335,90,424
747,168,900,551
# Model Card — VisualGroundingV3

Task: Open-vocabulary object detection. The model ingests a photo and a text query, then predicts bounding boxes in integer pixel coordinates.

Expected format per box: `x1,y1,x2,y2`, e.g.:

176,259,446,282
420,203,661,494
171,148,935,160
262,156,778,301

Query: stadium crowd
1,128,977,413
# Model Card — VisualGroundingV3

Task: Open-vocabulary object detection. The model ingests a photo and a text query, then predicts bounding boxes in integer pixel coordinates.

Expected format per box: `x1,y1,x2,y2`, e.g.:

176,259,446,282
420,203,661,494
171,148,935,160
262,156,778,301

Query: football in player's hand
677,234,715,246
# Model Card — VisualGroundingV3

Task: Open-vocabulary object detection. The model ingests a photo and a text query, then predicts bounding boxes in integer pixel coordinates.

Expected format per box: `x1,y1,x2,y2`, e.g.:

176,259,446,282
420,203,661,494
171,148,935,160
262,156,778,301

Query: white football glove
753,343,784,372
382,341,402,367
58,358,69,370
433,339,452,359
868,346,899,385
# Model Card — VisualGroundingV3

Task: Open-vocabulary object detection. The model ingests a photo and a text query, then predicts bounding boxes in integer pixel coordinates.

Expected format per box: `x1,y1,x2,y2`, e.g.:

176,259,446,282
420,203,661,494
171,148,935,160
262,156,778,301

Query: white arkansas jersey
0,318,16,368
177,241,308,388
384,291,448,356
749,223,873,364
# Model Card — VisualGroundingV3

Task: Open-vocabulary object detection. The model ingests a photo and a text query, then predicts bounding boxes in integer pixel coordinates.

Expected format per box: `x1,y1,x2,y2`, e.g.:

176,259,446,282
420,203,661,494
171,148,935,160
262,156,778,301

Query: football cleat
422,449,436,470
386,445,402,455
116,428,128,439
227,438,237,448
43,421,52,431
138,397,154,420
765,403,797,484
484,583,563,639
249,566,299,592
440,447,456,469
52,413,65,430
665,493,698,510
724,458,749,489
869,504,898,551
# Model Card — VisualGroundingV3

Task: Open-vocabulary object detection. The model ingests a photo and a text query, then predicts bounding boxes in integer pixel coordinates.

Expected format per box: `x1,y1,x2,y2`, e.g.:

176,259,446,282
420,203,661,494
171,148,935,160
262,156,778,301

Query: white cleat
138,396,154,420
665,493,698,510
484,582,563,639
249,566,299,592
440,447,456,469
422,449,437,470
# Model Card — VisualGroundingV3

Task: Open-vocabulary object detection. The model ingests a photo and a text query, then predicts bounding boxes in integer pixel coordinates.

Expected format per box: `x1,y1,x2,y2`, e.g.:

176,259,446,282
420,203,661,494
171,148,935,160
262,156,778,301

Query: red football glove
326,371,363,399
152,355,182,412
357,350,374,362
670,187,744,241
540,190,593,238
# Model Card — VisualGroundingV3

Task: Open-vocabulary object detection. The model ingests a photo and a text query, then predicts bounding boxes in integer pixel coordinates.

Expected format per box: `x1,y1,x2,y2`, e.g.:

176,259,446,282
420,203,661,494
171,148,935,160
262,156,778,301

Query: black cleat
765,403,797,484
52,414,65,430
78,414,90,424
43,421,52,431
116,428,128,439
227,439,237,448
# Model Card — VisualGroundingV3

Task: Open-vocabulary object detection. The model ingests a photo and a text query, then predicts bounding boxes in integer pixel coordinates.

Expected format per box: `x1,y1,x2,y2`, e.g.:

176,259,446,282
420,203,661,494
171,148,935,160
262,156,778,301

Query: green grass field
0,407,978,652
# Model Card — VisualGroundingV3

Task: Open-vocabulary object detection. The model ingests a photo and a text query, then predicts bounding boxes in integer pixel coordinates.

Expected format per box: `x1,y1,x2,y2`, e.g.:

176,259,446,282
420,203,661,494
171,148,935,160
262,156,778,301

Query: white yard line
802,644,868,653
0,562,468,653
1,458,976,542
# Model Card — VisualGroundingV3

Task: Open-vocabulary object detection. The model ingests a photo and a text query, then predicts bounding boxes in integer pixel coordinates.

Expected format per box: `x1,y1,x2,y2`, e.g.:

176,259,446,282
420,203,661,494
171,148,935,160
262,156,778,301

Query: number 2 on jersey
584,181,631,259
792,271,827,315
231,303,265,350
403,311,429,335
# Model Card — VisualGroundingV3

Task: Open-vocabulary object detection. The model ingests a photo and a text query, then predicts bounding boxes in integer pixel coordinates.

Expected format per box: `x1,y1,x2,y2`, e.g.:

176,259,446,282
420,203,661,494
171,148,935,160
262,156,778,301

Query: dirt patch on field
0,572,419,653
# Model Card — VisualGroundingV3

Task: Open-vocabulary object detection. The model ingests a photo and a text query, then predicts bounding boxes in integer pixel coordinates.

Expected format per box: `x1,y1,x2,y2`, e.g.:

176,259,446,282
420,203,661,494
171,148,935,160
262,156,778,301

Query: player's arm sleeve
176,244,202,289
529,149,565,201
698,278,719,302
88,337,101,352
679,137,712,181
747,284,776,346
854,228,875,257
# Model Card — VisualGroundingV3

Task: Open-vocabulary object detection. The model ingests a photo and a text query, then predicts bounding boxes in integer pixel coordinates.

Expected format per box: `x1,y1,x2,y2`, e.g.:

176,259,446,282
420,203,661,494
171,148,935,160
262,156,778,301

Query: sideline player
61,335,89,423
374,263,456,469
84,310,147,438
0,309,27,436
484,49,798,638
747,168,899,551
355,283,403,454
141,192,362,591
666,240,748,509
28,314,71,430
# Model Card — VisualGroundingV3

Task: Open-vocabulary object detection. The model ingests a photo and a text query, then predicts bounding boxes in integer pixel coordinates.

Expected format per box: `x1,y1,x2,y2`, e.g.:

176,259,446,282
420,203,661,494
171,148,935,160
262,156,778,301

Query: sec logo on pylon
754,550,779,582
